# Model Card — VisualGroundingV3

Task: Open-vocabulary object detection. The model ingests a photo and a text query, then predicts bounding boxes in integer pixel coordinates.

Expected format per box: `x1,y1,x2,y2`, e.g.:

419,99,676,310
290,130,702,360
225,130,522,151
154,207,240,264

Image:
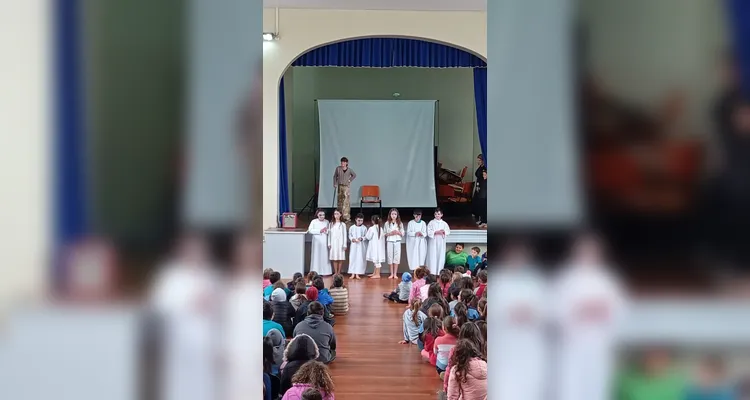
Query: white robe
307,219,332,275
151,262,221,400
327,221,347,261
554,264,627,400
348,224,368,274
365,225,385,264
494,265,548,400
222,277,261,400
406,220,427,270
426,219,450,275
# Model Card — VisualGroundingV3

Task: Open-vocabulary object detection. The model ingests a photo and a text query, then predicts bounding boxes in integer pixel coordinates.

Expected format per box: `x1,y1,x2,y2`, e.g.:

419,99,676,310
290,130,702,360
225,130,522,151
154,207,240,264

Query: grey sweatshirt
293,314,337,363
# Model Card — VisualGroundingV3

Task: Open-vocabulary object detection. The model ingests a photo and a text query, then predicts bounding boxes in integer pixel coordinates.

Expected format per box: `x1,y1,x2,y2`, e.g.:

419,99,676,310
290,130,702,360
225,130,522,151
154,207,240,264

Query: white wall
262,8,487,228
579,0,728,136
0,2,51,312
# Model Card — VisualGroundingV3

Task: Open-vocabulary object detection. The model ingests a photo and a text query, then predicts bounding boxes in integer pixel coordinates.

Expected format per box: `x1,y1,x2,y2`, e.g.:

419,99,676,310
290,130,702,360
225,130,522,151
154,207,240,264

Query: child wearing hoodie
280,334,320,396
271,287,296,337
383,272,412,303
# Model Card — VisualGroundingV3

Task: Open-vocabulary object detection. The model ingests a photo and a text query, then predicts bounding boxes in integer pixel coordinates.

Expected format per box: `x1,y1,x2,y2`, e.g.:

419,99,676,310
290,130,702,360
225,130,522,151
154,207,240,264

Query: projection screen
317,100,437,208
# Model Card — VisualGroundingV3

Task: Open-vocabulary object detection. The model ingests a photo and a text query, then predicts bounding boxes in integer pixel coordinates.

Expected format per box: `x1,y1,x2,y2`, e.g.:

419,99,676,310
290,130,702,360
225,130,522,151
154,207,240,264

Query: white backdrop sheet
317,100,437,208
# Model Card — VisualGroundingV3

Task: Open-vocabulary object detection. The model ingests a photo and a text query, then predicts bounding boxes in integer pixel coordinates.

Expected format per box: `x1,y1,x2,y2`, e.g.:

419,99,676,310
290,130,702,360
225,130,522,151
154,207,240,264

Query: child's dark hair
453,302,469,328
273,281,286,291
428,303,445,320
450,339,485,398
301,388,323,400
263,300,273,320
459,322,487,359
471,246,481,254
439,269,452,285
307,271,319,284
409,297,423,326
313,276,325,291
477,298,487,320
371,214,381,236
263,336,274,374
474,320,487,340
308,301,325,316
292,272,303,282
270,271,281,283
459,277,474,291
442,315,460,336
460,289,478,308
263,268,273,279
455,266,465,274
295,281,308,296
428,283,450,315
424,274,436,285
422,314,443,338
291,360,335,396
332,274,344,288
355,213,365,220
414,267,427,280
478,270,488,283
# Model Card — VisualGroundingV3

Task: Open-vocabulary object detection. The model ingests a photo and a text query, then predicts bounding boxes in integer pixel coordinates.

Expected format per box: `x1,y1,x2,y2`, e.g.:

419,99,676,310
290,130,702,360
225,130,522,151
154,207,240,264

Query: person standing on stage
333,157,356,222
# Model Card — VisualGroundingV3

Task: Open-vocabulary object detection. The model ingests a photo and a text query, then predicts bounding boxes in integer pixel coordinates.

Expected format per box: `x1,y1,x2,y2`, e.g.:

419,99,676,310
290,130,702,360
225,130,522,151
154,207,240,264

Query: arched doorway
276,36,487,225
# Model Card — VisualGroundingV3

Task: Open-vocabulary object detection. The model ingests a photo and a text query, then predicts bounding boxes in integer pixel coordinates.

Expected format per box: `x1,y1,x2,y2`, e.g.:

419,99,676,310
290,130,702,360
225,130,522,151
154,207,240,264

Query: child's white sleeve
406,221,416,237
427,221,435,238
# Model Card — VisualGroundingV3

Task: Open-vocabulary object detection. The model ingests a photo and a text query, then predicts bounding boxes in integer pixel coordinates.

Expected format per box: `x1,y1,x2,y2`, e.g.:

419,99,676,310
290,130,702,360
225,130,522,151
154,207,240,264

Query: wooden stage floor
325,277,444,400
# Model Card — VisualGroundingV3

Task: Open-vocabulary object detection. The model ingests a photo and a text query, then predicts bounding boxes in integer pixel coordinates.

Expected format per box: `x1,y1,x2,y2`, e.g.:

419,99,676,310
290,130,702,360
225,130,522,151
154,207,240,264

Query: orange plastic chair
459,166,468,180
359,185,382,217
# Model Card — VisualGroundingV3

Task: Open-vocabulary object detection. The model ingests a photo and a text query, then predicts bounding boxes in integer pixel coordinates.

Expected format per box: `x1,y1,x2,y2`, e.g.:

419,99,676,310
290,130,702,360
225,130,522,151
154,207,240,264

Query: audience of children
421,282,451,316
384,271,412,303
451,289,480,321
328,274,349,315
401,298,427,345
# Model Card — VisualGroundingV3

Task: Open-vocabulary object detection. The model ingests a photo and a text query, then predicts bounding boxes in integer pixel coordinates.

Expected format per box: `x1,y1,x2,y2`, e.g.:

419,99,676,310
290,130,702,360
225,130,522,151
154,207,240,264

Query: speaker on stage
281,212,298,229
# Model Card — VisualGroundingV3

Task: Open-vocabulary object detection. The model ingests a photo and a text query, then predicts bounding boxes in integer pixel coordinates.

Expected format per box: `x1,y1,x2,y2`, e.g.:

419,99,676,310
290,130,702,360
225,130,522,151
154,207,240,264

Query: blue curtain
473,68,488,164
55,0,87,248
278,78,290,224
293,37,486,68
728,0,750,95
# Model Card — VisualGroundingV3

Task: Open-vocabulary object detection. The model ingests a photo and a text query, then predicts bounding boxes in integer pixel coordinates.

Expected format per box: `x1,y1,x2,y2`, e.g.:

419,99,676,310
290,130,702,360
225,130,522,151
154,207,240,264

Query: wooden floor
325,276,443,400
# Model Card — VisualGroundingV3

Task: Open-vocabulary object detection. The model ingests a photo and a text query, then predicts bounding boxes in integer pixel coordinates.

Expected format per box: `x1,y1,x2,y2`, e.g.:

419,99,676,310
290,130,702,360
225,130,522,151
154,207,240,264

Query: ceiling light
263,33,278,41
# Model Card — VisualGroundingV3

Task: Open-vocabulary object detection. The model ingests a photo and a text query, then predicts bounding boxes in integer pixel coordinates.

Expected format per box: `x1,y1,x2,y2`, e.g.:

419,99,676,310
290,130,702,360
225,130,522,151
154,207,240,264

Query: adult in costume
333,157,356,222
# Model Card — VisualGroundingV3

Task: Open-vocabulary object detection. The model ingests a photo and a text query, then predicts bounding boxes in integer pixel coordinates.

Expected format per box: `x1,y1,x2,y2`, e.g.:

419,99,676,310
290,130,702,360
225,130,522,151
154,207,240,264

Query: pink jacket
446,358,487,400
409,278,426,303
281,383,335,400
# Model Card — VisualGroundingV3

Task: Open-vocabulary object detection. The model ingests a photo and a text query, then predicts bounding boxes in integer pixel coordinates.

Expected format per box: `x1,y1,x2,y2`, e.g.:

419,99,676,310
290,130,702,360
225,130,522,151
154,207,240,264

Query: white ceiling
263,0,486,11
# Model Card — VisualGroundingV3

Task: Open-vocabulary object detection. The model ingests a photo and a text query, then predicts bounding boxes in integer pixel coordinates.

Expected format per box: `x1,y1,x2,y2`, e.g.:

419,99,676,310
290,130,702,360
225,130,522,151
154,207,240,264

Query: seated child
263,300,286,337
616,348,685,400
287,272,303,292
438,269,452,298
290,280,307,310
263,268,273,289
328,274,349,315
467,247,482,273
271,287,295,337
444,243,469,271
420,274,436,301
418,303,445,351
434,315,460,375
477,298,487,321
264,271,282,300
400,298,427,345
450,289,480,321
409,267,427,304
384,272,412,303
684,355,735,400
312,277,334,308
480,250,487,270
420,314,444,366
306,271,319,287
475,270,488,298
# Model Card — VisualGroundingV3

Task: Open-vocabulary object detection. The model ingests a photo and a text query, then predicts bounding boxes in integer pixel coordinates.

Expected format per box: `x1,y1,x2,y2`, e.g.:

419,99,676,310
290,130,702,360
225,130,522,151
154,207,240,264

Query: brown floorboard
325,277,443,400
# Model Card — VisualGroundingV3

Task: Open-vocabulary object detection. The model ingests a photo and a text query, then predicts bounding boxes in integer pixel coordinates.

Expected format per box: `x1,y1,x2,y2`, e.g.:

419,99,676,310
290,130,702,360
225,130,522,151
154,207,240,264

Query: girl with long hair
384,208,405,279
400,297,426,344
421,282,450,317
327,209,347,276
446,339,488,399
365,214,386,279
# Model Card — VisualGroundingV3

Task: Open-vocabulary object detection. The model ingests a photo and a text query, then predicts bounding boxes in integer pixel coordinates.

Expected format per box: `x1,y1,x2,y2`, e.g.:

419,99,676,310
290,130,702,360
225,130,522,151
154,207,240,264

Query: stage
263,214,487,278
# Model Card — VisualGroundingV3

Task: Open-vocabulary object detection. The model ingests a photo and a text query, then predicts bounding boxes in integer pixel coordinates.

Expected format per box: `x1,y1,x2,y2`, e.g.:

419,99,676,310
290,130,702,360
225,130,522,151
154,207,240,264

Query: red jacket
475,283,487,298
423,329,444,366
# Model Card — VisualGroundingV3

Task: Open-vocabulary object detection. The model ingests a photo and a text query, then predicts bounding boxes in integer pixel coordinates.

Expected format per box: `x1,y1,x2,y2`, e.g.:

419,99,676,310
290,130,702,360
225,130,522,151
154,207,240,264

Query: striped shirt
328,287,349,315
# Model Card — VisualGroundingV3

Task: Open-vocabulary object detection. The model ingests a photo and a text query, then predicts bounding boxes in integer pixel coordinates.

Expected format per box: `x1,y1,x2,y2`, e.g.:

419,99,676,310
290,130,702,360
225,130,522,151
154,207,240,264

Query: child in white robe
365,214,386,279
347,213,367,279
406,209,428,271
426,208,451,276
327,209,347,276
554,233,627,400
494,241,548,400
150,234,221,400
383,208,405,280
307,209,332,276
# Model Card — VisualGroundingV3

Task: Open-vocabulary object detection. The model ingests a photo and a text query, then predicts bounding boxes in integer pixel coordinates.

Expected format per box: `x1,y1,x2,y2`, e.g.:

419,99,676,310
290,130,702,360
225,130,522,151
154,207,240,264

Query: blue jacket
318,288,334,306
